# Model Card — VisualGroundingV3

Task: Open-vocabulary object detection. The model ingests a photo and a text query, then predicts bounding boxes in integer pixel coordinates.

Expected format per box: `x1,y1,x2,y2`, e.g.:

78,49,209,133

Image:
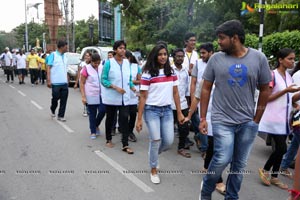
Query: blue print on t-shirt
228,64,248,87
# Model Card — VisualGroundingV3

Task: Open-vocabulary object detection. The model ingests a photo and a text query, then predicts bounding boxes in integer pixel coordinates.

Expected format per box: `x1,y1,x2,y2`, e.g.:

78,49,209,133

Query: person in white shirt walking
16,49,27,84
3,47,13,83
171,48,191,158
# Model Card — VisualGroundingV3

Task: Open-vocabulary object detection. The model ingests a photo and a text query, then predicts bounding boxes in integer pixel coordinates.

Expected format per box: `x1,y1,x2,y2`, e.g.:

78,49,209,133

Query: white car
65,52,81,86
80,46,113,61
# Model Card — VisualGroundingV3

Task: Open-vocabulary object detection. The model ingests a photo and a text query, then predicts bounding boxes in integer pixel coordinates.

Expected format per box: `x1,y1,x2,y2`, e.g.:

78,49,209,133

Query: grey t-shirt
202,48,271,125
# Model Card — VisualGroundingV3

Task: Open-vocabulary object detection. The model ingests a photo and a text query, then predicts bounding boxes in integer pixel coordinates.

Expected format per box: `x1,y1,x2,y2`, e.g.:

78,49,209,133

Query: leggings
264,134,287,178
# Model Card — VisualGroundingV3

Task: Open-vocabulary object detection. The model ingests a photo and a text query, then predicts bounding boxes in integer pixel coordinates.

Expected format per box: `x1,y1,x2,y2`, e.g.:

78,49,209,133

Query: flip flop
178,149,191,158
258,168,271,186
122,146,134,154
270,178,288,190
106,141,115,148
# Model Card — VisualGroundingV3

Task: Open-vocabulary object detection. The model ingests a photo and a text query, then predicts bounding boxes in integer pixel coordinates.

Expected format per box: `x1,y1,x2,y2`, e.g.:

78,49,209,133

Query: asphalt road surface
0,71,294,200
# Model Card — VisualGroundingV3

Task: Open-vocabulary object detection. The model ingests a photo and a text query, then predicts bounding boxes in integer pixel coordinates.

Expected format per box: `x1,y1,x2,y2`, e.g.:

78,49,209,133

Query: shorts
17,69,27,76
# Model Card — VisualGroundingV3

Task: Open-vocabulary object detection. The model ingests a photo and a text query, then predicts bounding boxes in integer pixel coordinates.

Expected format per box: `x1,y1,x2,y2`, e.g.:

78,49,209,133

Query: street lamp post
25,0,29,52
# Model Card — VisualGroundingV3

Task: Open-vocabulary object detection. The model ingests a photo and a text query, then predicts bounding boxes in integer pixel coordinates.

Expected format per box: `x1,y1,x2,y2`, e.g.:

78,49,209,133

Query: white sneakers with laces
150,173,160,184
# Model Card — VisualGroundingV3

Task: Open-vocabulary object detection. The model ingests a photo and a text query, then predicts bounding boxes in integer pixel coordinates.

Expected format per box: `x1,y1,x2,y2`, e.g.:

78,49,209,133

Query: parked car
65,52,81,86
80,46,113,62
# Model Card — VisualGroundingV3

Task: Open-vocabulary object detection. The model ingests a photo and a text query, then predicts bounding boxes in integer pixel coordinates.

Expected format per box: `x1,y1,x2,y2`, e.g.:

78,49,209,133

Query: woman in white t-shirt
136,43,184,184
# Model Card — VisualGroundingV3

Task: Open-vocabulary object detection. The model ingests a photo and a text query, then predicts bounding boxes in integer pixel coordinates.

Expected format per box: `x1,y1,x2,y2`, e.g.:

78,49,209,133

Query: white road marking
94,150,154,193
9,85,15,89
30,100,43,110
18,90,26,97
55,119,74,133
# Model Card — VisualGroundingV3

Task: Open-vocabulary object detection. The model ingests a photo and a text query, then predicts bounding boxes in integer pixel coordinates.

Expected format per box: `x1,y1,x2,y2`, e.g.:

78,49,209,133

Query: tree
74,15,99,49
13,22,48,50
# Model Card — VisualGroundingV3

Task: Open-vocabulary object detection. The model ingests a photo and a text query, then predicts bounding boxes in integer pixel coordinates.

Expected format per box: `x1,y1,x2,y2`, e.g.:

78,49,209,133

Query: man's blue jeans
191,110,208,152
200,121,258,200
280,132,300,170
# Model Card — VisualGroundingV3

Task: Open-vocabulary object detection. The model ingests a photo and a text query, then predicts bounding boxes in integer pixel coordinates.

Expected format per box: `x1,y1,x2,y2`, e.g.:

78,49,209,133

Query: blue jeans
200,121,258,200
144,105,174,168
280,132,300,169
87,98,106,134
192,110,208,152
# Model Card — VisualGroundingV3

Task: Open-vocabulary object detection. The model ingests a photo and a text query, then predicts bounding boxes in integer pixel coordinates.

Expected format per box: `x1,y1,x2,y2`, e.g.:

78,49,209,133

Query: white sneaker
57,117,66,122
150,173,160,184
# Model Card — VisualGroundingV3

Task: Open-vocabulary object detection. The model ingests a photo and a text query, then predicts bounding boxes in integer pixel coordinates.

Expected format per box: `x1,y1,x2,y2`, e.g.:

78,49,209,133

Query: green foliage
245,34,259,49
12,22,48,50
0,32,18,51
115,0,300,54
74,16,99,49
263,30,300,57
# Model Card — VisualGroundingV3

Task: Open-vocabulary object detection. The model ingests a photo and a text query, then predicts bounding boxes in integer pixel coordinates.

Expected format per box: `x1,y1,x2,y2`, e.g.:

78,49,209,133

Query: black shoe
19,81,22,84
128,133,137,142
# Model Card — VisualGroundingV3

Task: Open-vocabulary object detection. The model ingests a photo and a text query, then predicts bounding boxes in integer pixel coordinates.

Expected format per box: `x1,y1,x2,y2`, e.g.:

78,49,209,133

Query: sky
0,0,99,32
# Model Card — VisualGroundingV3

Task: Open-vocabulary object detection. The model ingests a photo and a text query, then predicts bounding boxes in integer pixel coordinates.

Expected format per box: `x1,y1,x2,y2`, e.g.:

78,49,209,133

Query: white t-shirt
292,70,300,105
183,49,199,96
183,49,199,71
16,54,27,69
171,65,189,110
140,69,179,106
4,52,12,66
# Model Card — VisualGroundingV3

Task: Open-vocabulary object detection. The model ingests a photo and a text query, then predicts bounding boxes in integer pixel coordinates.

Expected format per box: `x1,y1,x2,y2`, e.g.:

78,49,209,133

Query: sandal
122,146,134,154
258,168,271,186
270,178,288,190
280,168,293,179
178,149,191,158
215,183,226,195
106,141,115,148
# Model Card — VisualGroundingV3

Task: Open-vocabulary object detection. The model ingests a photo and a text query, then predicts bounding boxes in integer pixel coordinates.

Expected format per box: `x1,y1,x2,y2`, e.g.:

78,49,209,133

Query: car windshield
66,54,81,65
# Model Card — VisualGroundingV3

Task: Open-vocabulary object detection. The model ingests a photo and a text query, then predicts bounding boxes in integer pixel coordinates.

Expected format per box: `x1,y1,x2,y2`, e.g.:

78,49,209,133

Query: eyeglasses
175,55,184,58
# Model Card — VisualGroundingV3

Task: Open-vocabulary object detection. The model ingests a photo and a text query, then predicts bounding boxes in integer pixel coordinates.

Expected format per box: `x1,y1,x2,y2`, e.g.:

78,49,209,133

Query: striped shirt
140,69,178,106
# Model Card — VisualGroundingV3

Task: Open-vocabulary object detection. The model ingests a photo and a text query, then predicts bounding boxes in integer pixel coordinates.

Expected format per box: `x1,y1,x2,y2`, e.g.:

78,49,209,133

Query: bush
263,30,300,58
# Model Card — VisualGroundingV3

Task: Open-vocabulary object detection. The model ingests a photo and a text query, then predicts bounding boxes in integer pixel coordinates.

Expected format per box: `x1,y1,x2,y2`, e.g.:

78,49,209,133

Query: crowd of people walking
1,19,299,200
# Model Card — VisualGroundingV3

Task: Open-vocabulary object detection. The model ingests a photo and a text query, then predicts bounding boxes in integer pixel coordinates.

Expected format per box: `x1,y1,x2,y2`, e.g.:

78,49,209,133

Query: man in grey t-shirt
199,20,271,200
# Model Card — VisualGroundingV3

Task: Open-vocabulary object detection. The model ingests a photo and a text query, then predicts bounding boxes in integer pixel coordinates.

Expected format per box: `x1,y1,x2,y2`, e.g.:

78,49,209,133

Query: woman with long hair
136,43,184,184
258,48,299,190
125,50,141,142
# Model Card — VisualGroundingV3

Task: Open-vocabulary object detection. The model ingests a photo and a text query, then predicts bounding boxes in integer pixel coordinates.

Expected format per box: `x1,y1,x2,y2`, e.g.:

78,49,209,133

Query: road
0,71,294,200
